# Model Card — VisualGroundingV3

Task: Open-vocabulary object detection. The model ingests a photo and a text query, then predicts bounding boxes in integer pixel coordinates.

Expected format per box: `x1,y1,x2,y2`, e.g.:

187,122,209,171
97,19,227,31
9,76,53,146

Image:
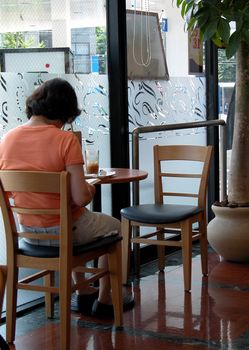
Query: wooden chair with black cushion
0,170,123,350
121,145,213,291
0,265,10,350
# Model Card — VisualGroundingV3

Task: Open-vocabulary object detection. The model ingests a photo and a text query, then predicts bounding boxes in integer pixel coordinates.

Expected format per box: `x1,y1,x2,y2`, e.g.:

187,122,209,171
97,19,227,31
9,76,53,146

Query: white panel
128,77,206,206
5,51,66,73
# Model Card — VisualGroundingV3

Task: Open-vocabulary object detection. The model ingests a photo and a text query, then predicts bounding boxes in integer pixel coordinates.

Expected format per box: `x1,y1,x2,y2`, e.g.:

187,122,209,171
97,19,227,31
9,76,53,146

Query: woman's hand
66,164,95,207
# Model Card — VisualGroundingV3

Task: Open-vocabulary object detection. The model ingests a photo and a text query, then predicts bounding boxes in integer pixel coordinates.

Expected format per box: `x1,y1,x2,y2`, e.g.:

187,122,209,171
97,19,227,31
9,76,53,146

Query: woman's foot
91,294,135,318
71,289,99,315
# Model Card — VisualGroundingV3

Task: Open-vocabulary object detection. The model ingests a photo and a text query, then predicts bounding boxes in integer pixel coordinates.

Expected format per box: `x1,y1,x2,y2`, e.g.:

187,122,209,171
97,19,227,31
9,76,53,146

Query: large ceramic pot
207,205,249,262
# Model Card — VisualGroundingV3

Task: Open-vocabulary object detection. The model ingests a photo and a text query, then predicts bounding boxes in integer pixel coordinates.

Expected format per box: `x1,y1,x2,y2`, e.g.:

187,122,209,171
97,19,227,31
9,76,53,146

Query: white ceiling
0,0,168,31
0,0,106,31
126,0,168,13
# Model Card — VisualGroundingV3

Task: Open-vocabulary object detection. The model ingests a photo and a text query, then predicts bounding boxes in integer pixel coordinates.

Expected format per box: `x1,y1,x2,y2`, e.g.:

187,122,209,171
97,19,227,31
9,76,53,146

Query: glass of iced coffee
85,148,99,174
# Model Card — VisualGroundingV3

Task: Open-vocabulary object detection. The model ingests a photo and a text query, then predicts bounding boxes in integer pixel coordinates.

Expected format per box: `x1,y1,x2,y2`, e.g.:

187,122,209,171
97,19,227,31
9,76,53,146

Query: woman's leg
97,255,112,304
72,209,121,245
72,210,121,303
73,211,134,313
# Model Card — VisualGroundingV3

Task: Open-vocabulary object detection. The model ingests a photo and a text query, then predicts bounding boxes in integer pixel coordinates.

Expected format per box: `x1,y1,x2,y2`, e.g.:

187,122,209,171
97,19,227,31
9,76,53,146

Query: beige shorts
20,208,121,247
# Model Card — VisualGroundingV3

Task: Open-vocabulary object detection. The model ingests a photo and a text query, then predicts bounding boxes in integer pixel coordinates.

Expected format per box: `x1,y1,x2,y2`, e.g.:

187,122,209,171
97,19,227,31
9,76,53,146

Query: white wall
164,3,189,76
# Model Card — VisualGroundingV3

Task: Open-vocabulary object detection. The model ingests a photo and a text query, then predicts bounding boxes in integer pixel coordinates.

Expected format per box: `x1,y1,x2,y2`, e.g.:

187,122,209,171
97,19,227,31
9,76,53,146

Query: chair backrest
73,131,82,147
153,145,213,208
0,171,72,264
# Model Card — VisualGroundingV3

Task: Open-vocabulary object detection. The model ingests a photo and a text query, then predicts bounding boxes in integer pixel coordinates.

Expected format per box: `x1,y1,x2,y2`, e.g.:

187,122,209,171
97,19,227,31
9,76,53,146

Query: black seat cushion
18,234,122,258
121,204,203,224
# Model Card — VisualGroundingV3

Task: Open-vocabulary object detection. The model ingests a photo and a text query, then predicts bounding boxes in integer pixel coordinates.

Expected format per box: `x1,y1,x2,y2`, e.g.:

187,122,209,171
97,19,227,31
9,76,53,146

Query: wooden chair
73,130,82,147
0,266,7,320
0,265,9,350
0,171,123,350
121,145,213,291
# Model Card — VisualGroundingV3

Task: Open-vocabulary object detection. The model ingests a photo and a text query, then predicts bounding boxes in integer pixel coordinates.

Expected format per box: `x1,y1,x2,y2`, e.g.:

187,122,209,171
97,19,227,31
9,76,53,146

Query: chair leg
0,266,9,349
59,268,71,350
121,217,132,284
108,241,123,327
44,271,55,318
6,265,18,343
181,220,192,292
0,266,7,316
157,230,165,271
199,217,208,276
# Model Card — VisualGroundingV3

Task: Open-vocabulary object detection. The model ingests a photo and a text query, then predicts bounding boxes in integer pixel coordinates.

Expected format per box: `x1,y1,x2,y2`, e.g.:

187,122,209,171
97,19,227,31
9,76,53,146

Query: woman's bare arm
66,164,95,207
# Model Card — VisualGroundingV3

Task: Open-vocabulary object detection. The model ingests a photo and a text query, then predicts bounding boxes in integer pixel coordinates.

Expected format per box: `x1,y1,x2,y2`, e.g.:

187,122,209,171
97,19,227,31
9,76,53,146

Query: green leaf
176,0,184,7
181,1,187,18
187,17,197,31
203,20,219,41
226,31,241,58
217,18,231,43
237,19,243,33
194,6,210,19
197,13,210,29
243,11,249,22
185,0,195,15
242,29,249,44
212,32,226,48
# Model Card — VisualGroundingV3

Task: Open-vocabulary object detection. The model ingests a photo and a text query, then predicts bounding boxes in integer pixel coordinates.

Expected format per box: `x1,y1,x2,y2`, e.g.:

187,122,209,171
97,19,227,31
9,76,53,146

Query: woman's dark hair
26,78,81,123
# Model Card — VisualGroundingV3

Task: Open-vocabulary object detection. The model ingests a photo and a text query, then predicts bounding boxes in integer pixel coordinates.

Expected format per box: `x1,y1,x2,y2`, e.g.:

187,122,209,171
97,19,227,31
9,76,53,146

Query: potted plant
177,0,249,261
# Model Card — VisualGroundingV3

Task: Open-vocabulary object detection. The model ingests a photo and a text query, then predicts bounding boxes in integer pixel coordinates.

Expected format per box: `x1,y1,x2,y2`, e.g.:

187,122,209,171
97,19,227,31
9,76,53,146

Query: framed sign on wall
188,27,204,75
126,10,169,80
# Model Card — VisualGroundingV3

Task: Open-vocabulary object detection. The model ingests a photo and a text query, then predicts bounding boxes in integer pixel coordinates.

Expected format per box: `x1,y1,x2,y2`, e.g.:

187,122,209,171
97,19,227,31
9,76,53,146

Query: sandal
91,294,135,318
71,290,99,315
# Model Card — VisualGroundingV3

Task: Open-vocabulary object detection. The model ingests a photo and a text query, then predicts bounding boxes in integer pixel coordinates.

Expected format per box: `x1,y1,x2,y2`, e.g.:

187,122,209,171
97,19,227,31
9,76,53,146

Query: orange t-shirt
0,124,84,227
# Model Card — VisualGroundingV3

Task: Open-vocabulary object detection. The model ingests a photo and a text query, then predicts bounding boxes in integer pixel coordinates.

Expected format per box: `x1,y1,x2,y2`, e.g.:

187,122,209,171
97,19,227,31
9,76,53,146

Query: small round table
86,167,148,213
98,168,148,184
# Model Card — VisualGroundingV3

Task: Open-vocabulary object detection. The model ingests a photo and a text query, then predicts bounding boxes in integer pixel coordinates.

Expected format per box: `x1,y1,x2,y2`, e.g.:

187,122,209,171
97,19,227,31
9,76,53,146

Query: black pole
106,0,130,219
205,40,220,220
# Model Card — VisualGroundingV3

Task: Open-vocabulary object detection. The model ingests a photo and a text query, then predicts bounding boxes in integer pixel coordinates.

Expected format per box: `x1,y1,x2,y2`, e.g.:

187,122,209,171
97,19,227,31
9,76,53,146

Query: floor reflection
2,247,249,349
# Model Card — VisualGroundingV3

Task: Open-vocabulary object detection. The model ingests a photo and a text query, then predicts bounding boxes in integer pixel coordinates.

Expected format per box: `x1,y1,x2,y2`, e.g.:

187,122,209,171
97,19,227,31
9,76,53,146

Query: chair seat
18,235,122,258
121,204,203,224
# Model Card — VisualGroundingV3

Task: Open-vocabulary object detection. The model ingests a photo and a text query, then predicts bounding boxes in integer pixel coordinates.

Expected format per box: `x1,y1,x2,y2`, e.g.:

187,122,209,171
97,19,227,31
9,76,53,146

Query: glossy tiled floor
2,245,249,349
